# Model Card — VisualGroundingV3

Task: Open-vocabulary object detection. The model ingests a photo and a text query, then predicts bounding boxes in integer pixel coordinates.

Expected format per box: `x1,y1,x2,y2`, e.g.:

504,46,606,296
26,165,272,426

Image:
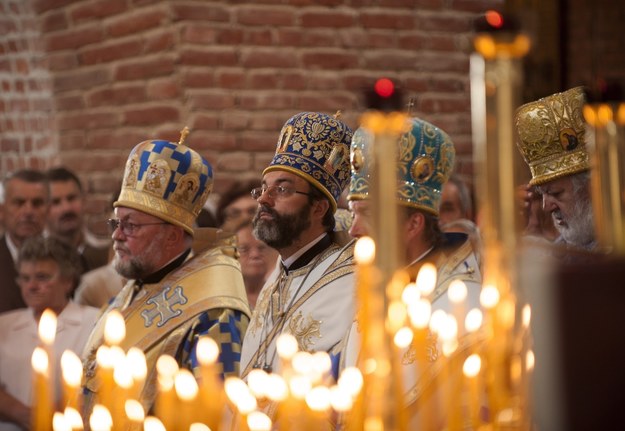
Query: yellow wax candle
63,407,84,431
155,355,178,430
32,347,53,431
95,346,115,413
112,359,133,431
124,399,145,431
61,350,82,411
463,353,482,429
196,336,222,429
174,369,199,430
126,348,147,401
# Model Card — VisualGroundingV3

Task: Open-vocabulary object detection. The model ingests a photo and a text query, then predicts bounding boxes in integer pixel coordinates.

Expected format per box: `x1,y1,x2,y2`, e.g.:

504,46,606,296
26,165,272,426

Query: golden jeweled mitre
515,86,589,185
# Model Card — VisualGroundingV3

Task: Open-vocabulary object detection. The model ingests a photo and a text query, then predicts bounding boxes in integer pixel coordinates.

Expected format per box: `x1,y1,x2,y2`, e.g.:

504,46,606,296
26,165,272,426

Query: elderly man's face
111,207,171,280
3,178,48,245
539,176,594,247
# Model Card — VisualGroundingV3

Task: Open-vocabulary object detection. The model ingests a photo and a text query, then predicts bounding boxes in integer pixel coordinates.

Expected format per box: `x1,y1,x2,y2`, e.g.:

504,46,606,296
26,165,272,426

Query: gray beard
556,194,595,249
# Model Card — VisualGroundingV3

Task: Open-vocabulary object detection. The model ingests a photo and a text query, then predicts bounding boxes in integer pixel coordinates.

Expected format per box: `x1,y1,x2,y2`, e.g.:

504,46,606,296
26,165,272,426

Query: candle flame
408,298,432,329
265,374,288,401
448,280,468,303
276,333,299,360
53,412,70,431
463,354,481,377
104,310,126,345
125,399,145,422
401,282,420,306
291,351,313,375
32,346,48,374
63,407,83,429
480,284,500,308
90,405,112,431
247,411,272,431
354,236,375,265
465,308,483,333
143,416,166,431
289,375,312,399
248,369,270,398
394,326,413,348
429,309,447,334
174,369,199,401
338,367,363,397
330,385,354,412
526,350,535,372
416,263,437,296
114,360,134,389
190,424,211,431
127,347,147,381
61,350,82,387
306,386,331,411
39,308,57,346
196,337,219,365
522,304,531,328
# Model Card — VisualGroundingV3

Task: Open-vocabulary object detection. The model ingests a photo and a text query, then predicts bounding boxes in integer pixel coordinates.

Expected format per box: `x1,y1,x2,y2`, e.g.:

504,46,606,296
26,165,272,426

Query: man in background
45,167,109,274
438,173,474,226
0,169,49,313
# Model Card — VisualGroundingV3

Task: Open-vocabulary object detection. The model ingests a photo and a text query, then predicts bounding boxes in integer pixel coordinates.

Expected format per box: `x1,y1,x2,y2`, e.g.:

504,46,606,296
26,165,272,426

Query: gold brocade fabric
515,86,589,186
80,241,250,418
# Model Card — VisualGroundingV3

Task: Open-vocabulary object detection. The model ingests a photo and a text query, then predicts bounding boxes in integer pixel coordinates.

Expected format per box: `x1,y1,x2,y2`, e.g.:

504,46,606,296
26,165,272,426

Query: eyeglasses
16,272,59,286
250,185,312,200
107,218,168,236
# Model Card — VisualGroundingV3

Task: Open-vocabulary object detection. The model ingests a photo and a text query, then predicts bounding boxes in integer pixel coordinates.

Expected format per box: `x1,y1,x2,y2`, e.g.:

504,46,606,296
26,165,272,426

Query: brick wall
566,0,625,90
0,0,57,174
4,0,509,232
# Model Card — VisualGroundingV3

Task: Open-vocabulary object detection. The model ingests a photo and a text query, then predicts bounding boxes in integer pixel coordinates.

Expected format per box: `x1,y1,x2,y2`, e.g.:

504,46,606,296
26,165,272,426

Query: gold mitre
515,86,589,185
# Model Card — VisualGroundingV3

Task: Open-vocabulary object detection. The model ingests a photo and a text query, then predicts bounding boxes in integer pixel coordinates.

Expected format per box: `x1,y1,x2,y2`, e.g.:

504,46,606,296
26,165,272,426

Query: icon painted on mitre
124,156,139,188
411,156,434,183
277,125,294,153
144,159,169,195
559,128,579,151
324,145,347,175
172,174,199,205
351,148,364,173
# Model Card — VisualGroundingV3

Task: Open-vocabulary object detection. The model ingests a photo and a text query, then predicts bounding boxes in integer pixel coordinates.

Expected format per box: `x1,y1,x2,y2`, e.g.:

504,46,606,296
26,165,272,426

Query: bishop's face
252,171,313,250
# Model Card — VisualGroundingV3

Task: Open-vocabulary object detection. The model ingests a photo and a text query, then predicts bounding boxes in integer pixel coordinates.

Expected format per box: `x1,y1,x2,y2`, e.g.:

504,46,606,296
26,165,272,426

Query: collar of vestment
139,248,190,285
282,233,332,273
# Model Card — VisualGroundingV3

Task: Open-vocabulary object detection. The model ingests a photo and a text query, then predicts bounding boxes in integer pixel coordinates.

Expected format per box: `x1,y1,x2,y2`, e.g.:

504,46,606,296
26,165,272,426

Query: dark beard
253,202,311,249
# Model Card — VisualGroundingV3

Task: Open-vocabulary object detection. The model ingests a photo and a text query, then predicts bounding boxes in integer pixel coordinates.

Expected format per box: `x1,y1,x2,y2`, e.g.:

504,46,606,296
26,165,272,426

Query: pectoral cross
141,285,188,328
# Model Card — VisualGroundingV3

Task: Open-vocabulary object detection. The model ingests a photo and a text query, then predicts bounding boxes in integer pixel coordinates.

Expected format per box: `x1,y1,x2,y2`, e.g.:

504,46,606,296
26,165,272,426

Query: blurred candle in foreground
32,346,53,431
104,310,126,346
61,350,82,410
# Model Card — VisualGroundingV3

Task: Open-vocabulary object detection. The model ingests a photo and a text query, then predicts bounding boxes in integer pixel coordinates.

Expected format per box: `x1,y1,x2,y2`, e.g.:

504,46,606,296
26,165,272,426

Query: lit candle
143,416,166,431
95,346,114,414
32,346,53,431
247,411,272,431
155,355,178,430
196,337,222,429
63,407,84,431
52,412,70,431
463,353,482,429
126,347,147,401
104,310,126,346
174,369,199,430
61,350,82,411
305,386,331,431
113,357,133,430
225,377,256,431
125,399,145,429
90,404,113,431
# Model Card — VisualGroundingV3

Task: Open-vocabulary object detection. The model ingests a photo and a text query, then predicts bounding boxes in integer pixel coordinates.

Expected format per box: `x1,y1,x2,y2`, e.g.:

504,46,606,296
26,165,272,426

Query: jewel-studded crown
348,117,455,216
515,86,589,186
115,139,213,236
263,112,353,212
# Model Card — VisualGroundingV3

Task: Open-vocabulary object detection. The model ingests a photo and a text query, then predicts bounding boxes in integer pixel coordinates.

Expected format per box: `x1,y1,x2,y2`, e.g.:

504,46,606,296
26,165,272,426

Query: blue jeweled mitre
263,112,353,212
116,139,213,235
348,117,455,216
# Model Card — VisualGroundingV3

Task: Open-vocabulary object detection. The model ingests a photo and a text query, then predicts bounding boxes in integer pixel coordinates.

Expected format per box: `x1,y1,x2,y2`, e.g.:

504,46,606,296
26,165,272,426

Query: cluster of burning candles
31,237,533,431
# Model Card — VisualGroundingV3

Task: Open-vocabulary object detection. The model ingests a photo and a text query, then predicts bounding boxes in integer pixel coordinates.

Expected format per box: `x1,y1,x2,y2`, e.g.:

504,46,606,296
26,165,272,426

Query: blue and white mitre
263,111,353,212
348,117,455,216
116,137,213,235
